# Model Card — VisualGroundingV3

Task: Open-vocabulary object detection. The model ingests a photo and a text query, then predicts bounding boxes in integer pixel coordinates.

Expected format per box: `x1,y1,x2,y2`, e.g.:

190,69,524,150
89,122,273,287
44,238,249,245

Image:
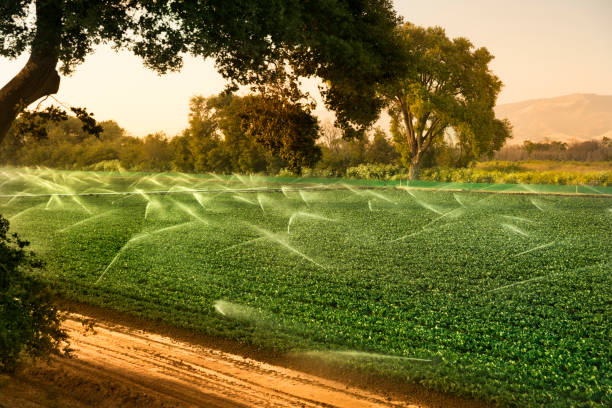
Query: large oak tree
0,0,404,145
383,23,511,179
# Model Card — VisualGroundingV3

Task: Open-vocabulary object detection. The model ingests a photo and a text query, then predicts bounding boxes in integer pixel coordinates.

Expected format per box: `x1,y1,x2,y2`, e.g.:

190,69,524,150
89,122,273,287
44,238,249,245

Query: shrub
87,159,124,172
346,163,403,180
0,215,68,372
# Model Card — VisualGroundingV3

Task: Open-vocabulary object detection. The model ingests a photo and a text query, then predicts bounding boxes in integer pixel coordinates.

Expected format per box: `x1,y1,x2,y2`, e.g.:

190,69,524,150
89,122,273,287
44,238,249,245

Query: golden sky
1,0,611,137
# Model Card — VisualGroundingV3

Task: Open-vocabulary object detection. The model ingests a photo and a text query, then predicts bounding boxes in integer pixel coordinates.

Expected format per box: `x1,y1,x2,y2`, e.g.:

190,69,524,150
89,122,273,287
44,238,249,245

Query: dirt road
0,308,490,408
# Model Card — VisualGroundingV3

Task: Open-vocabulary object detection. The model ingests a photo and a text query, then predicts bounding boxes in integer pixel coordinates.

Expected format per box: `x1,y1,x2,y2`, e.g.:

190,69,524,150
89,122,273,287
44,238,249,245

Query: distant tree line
0,93,398,175
495,138,612,162
0,93,311,174
3,96,610,177
0,97,394,175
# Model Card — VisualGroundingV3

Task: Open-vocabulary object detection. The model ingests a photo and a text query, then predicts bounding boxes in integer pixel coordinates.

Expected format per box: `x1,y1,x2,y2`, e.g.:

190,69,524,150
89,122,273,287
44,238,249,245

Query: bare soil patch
0,302,492,408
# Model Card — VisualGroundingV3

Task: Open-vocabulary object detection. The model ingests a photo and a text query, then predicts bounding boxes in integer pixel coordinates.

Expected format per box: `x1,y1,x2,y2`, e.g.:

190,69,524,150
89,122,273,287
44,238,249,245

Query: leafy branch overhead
0,0,404,143
13,106,67,141
70,107,103,137
14,105,103,141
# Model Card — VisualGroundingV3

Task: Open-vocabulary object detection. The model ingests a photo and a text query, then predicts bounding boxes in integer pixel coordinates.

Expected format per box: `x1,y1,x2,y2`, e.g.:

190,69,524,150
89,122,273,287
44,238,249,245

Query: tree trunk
408,158,420,180
0,0,63,145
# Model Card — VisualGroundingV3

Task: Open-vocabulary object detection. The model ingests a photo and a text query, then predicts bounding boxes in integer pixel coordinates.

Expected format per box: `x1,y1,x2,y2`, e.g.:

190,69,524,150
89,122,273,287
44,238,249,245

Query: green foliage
170,95,220,173
13,106,68,142
172,92,321,175
1,116,175,171
420,167,612,186
88,159,124,173
366,128,401,164
69,107,103,138
0,215,68,372
172,93,270,174
9,104,104,150
1,168,610,407
383,23,511,178
239,94,321,174
316,124,400,176
120,133,174,172
346,163,403,180
3,93,320,175
1,0,403,135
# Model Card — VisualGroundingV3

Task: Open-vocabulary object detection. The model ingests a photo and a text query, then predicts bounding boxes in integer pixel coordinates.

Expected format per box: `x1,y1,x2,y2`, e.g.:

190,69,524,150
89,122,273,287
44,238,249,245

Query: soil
0,302,493,408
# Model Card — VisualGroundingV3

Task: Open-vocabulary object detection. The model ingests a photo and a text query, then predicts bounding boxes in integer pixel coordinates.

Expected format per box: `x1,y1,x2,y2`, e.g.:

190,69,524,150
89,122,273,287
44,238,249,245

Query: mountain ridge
494,93,612,145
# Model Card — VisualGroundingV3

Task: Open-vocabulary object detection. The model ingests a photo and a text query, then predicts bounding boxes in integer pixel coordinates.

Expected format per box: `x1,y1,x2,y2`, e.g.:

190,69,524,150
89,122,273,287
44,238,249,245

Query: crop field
1,168,610,407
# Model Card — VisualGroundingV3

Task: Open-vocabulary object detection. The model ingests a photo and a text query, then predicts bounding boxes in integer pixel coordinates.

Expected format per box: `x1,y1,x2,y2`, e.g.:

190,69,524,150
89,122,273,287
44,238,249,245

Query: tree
523,140,568,159
383,23,511,179
0,106,117,168
238,94,322,174
316,121,369,176
365,128,399,164
0,216,68,372
174,91,321,175
201,93,269,174
171,95,222,173
0,0,403,145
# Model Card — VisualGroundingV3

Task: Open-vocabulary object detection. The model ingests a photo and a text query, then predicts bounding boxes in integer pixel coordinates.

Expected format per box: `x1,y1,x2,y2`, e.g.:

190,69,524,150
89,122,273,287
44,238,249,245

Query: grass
476,160,612,173
1,167,611,407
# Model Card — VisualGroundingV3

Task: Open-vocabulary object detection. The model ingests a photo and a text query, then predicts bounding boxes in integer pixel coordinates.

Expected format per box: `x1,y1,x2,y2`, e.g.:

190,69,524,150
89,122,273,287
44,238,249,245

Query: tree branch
397,94,417,156
421,117,443,153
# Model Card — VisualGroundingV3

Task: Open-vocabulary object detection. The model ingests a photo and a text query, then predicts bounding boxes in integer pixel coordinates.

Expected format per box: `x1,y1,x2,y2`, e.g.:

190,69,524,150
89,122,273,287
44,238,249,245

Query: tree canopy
383,23,511,179
0,0,403,143
171,92,320,175
238,95,321,174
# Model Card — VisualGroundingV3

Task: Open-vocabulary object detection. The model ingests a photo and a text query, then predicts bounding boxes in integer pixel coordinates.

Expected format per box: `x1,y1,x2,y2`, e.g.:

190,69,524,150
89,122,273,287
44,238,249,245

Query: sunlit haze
1,0,611,137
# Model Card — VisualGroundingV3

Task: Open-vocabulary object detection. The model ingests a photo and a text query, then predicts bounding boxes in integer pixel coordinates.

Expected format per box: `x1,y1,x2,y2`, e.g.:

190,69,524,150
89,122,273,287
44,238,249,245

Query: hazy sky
1,0,611,137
